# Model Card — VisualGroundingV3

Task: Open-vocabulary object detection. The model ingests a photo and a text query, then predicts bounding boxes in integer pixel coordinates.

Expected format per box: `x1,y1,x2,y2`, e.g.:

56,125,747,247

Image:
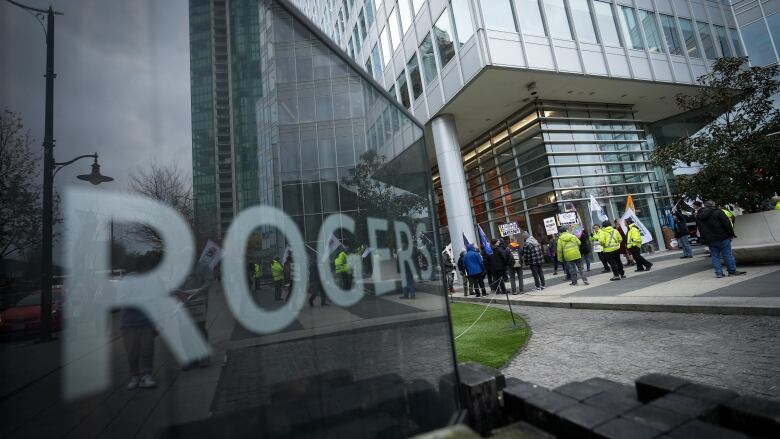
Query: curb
452,296,780,316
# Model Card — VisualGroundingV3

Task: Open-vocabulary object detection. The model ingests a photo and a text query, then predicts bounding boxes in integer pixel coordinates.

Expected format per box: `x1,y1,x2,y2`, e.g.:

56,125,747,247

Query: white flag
589,195,608,222
620,207,653,244
198,240,223,270
321,233,341,262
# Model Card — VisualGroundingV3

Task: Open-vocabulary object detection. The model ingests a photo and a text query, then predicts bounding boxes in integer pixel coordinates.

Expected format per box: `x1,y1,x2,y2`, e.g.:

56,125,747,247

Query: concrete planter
732,211,780,263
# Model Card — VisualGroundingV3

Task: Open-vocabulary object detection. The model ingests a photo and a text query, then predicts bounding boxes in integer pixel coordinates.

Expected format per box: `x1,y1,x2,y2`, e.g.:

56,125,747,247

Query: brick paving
499,305,780,400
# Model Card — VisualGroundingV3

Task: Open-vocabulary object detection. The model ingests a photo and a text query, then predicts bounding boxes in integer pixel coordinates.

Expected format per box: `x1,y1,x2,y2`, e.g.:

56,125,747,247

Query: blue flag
478,225,493,255
462,232,472,250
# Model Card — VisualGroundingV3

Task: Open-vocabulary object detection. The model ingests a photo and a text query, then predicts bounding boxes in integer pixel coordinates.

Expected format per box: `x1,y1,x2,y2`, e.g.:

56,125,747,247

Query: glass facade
433,101,667,249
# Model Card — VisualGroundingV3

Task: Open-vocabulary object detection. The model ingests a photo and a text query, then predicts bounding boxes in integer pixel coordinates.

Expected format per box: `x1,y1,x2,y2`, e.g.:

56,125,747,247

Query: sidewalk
453,251,780,315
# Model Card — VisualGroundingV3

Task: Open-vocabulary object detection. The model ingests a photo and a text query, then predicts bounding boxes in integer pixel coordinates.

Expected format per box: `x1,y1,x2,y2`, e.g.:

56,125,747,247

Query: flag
626,195,636,213
589,195,608,222
478,225,493,255
197,240,223,270
462,232,472,250
321,233,341,262
620,205,653,244
282,245,292,264
361,246,372,258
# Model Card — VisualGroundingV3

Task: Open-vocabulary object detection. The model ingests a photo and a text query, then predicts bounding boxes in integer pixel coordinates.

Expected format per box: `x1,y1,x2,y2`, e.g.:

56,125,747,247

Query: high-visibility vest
626,225,642,249
599,226,622,252
722,209,735,227
334,251,350,274
271,261,283,281
557,232,582,262
253,263,262,279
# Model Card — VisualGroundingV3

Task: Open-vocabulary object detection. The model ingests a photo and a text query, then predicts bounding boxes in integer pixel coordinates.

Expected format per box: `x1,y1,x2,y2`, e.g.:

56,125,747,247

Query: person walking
674,211,694,258
271,256,284,300
252,261,263,292
334,246,351,290
488,239,511,295
120,305,158,390
615,219,634,266
507,242,524,295
591,225,610,272
598,220,626,281
457,250,473,296
580,227,592,272
696,201,746,278
626,219,653,271
557,226,589,286
463,244,488,297
442,248,456,297
522,233,545,290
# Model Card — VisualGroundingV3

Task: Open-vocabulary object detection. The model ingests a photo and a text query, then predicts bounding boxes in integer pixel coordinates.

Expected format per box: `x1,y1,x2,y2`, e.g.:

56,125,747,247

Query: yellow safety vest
599,227,622,253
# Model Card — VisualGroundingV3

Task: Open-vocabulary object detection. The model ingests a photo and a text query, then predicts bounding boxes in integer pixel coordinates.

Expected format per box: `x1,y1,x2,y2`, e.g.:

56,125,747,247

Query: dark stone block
522,389,579,432
554,381,606,402
458,362,506,390
674,383,739,405
593,417,663,439
622,404,690,433
554,403,616,438
583,377,637,399
635,374,690,402
720,394,780,438
668,420,749,439
490,421,556,439
649,393,719,421
585,391,643,415
503,380,548,422
457,362,506,435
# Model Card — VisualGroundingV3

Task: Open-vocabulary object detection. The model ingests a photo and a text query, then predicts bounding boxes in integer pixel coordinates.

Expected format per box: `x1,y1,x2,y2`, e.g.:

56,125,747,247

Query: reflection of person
334,246,351,290
120,305,157,390
271,257,284,301
308,249,327,307
283,255,293,302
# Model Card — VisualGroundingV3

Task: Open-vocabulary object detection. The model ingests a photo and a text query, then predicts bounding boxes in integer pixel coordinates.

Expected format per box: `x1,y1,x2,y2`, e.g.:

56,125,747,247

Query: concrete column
432,115,476,257
647,195,667,251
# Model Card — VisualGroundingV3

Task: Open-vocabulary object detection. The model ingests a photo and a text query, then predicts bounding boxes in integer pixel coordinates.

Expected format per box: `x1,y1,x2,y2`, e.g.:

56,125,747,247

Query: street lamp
5,0,114,342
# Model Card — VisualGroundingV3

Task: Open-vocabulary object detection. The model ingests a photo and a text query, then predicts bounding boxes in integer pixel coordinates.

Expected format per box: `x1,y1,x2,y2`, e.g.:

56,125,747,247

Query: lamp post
5,0,114,342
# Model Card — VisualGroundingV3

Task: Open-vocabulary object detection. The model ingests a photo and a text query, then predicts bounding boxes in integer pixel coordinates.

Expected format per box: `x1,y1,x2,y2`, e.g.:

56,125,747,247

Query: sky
1,0,192,192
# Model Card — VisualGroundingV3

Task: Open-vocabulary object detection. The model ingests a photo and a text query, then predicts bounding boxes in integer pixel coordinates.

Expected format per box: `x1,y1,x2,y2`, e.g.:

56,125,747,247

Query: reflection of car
0,290,62,336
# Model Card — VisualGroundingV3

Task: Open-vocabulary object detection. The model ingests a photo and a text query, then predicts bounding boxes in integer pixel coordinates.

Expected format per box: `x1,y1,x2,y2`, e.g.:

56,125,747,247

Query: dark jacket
457,254,467,274
522,238,545,266
696,206,736,243
488,246,511,272
463,245,485,276
674,216,689,238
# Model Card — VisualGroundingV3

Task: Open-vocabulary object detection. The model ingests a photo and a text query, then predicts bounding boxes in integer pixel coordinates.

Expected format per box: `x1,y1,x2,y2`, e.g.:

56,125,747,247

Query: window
412,0,424,14
741,19,776,66
570,0,598,43
343,0,350,17
353,26,361,50
593,1,621,47
397,70,411,108
514,0,545,36
365,57,373,76
358,10,367,41
481,0,517,32
769,13,780,61
620,6,643,49
659,14,681,55
389,7,402,49
433,10,456,67
678,18,700,58
728,28,744,57
419,33,437,85
697,22,716,60
380,27,392,64
371,44,383,79
714,25,732,57
347,36,355,58
399,0,413,33
543,0,573,39
365,0,375,26
407,53,423,99
451,0,475,45
373,0,382,11
638,10,663,53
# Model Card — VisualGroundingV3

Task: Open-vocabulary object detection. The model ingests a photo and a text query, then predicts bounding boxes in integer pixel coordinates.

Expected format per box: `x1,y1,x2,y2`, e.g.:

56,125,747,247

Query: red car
0,289,62,336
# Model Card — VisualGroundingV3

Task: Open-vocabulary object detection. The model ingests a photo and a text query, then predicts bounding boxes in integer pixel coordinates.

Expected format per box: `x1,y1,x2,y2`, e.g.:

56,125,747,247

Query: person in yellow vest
773,195,780,211
598,220,626,281
722,207,735,228
252,262,263,292
625,219,653,272
556,226,589,286
271,256,284,301
334,246,352,290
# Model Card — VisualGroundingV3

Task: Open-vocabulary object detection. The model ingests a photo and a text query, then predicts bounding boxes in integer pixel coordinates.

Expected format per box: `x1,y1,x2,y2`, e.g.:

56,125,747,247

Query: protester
549,234,560,275
674,211,694,258
507,241,524,295
522,232,545,290
334,246,351,290
307,248,327,307
463,244,488,297
252,261,263,291
557,226,589,286
773,195,780,211
401,242,418,299
615,219,635,266
599,220,626,281
457,250,473,296
591,225,610,272
441,248,456,296
696,200,746,278
487,239,511,295
120,270,158,390
271,256,284,301
580,227,592,272
626,219,653,272
481,246,495,288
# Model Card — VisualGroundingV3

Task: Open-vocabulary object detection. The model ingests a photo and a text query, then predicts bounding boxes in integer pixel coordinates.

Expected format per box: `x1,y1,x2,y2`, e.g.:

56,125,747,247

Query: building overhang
424,66,705,161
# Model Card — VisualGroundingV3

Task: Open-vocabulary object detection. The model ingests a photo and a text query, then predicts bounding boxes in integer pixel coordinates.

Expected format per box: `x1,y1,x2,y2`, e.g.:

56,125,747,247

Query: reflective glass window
714,25,732,57
433,10,456,67
741,19,776,66
593,1,621,46
728,28,744,57
659,14,682,55
543,0,573,39
347,36,355,58
380,27,392,64
374,0,382,11
481,0,517,32
514,0,546,36
697,21,717,59
452,0,475,45
399,0,413,33
365,0,375,26
358,10,367,41
407,53,423,99
570,0,598,43
419,33,438,84
620,6,643,49
371,44,383,79
397,70,411,108
413,0,425,14
638,10,663,52
678,18,700,58
389,7,402,49
768,13,780,61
